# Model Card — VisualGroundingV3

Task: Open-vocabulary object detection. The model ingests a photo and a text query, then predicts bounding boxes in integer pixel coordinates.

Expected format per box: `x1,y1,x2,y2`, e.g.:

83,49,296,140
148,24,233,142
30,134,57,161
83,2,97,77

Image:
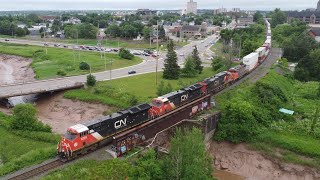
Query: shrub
10,104,51,132
56,70,66,76
86,74,96,86
79,61,90,70
119,48,134,60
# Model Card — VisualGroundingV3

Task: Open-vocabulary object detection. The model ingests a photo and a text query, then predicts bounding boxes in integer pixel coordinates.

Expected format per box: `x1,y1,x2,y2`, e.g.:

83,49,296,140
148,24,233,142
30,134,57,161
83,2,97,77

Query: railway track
7,158,64,180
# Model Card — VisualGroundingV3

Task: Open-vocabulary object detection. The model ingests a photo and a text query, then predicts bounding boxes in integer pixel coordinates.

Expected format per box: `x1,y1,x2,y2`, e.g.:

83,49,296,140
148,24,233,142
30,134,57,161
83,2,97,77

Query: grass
64,68,217,109
0,42,142,79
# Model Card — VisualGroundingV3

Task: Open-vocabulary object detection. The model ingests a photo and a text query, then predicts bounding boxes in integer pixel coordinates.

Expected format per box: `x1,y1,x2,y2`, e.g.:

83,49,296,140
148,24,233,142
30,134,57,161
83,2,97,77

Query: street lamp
109,59,113,86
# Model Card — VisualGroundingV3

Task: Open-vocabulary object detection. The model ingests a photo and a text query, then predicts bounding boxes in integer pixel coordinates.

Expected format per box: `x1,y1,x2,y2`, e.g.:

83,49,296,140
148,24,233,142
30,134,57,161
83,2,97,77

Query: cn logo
181,94,189,102
114,118,127,129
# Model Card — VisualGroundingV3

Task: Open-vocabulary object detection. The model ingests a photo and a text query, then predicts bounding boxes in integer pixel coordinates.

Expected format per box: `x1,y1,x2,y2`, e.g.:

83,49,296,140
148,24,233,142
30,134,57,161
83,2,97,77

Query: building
231,8,241,13
237,17,254,27
317,0,320,11
180,22,207,39
213,8,227,15
307,27,320,42
186,0,197,15
287,12,320,24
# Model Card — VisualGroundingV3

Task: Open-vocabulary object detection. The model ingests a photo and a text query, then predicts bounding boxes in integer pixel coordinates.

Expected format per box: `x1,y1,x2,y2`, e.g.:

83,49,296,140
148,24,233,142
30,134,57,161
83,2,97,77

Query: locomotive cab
149,97,175,118
57,124,97,159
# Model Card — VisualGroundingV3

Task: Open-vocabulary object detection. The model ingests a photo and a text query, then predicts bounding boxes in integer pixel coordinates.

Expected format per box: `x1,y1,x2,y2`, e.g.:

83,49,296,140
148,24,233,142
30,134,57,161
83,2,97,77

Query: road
0,34,222,99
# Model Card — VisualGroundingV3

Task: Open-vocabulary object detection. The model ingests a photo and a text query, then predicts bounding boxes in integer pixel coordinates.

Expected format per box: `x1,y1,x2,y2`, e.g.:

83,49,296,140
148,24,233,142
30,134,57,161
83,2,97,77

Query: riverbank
209,141,320,180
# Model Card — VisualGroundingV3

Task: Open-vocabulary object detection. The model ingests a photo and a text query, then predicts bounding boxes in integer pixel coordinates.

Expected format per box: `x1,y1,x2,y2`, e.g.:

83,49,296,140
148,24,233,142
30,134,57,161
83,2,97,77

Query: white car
105,49,112,52
180,53,184,56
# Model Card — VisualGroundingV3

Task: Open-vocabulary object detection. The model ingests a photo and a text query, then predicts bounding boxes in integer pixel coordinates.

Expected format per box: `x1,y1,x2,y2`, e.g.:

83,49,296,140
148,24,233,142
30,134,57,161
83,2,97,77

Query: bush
119,48,134,60
86,74,96,86
79,61,90,70
11,104,51,132
56,70,66,76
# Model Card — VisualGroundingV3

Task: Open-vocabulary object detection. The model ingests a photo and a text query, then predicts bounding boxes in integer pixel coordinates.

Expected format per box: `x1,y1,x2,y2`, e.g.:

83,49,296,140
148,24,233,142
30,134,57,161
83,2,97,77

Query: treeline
273,17,320,81
220,23,266,57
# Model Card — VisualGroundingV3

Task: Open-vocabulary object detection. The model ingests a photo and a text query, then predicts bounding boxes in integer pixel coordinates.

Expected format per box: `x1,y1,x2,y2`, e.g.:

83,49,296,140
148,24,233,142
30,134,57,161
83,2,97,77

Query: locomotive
57,20,272,160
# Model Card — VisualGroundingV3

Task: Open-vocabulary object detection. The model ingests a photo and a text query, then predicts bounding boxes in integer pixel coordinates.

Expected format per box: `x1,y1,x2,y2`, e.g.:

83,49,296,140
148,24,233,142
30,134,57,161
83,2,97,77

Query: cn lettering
181,94,188,102
114,118,127,129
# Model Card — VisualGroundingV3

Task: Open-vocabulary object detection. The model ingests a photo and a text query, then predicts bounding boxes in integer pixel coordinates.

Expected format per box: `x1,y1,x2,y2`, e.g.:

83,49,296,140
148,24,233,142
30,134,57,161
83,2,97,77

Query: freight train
57,20,272,160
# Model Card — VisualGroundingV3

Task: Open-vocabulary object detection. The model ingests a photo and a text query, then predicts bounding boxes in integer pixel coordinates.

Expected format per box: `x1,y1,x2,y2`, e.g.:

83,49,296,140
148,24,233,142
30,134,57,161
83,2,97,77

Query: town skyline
0,0,318,11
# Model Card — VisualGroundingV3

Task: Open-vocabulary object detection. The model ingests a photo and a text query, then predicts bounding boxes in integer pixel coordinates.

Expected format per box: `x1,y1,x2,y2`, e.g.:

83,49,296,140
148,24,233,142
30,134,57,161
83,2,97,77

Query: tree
157,81,165,96
181,56,198,77
318,83,320,98
253,11,264,24
164,83,173,94
79,61,90,70
159,25,166,39
78,23,98,39
87,74,97,86
310,107,320,134
163,40,180,79
164,128,213,180
106,24,121,38
51,19,62,34
16,27,26,37
143,26,152,40
220,29,233,45
294,49,320,81
191,46,203,74
119,48,134,60
270,8,287,28
211,56,224,71
130,149,164,180
11,104,51,132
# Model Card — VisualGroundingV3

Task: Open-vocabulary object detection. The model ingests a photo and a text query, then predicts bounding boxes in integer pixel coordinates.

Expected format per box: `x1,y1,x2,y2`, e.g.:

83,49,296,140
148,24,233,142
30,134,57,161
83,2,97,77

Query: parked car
4,39,9,41
128,70,136,74
112,48,119,52
105,49,112,52
143,52,150,56
54,44,60,47
63,45,68,48
179,53,184,56
44,43,49,46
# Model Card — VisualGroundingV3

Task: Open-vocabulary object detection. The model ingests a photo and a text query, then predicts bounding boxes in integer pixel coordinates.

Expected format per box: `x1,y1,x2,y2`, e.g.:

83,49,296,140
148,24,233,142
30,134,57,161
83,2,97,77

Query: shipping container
255,47,267,62
243,52,259,72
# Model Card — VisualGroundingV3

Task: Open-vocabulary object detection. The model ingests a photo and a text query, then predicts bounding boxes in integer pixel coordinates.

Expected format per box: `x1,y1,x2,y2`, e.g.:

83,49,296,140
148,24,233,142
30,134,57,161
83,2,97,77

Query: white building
186,0,197,15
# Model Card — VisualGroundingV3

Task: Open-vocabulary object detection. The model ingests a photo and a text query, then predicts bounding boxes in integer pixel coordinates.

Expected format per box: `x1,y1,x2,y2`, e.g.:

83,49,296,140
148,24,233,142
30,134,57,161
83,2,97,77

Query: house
307,27,320,42
180,22,208,39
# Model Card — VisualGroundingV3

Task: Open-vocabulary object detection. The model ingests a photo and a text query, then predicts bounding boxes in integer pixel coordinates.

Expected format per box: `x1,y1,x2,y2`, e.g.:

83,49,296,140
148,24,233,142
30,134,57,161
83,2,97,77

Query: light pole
109,59,113,86
44,27,47,55
156,20,159,86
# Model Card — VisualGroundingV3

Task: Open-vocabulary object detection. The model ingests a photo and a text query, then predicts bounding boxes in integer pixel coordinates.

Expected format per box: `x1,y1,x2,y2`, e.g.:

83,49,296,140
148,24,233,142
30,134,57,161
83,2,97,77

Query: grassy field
0,112,59,176
64,68,217,108
0,42,142,79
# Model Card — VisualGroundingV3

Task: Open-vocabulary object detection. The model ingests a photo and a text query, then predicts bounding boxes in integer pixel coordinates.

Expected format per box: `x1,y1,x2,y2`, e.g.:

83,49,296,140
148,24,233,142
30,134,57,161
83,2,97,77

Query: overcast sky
0,0,318,11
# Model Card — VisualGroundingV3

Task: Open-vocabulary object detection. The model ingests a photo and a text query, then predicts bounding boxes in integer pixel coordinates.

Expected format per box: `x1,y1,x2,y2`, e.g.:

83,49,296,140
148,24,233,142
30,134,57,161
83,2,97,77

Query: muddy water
0,61,25,105
214,169,245,180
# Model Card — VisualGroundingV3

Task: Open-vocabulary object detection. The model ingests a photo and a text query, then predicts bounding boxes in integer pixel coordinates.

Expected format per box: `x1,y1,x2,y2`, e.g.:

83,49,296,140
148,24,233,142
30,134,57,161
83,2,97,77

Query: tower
186,0,197,15
317,0,320,11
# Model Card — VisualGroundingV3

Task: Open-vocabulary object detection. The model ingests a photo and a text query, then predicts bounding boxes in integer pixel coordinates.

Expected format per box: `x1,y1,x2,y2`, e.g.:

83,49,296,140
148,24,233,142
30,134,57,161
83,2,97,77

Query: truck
255,47,267,63
243,52,259,72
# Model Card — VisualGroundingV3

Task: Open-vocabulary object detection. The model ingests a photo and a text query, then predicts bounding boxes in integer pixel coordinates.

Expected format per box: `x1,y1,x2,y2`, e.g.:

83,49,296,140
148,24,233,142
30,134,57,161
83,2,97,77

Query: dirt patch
209,141,320,180
36,92,110,135
0,54,35,84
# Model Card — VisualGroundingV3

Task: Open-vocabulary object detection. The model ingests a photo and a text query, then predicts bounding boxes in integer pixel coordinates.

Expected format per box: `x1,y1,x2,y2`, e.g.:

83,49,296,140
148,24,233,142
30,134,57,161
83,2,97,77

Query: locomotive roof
128,103,151,114
69,124,89,133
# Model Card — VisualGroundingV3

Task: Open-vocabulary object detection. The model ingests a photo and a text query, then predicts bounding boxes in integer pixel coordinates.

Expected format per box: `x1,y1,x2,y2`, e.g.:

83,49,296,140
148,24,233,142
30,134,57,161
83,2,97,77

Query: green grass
0,112,59,176
64,68,217,108
0,42,142,79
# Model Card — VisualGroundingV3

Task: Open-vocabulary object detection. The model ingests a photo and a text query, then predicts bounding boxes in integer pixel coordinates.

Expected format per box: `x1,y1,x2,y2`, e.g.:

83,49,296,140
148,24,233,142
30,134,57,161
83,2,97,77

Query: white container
256,47,266,59
243,52,259,71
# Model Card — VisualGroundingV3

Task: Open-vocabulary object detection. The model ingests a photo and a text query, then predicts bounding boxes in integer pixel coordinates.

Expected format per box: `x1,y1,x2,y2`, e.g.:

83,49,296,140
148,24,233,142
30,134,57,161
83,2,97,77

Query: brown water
214,169,246,180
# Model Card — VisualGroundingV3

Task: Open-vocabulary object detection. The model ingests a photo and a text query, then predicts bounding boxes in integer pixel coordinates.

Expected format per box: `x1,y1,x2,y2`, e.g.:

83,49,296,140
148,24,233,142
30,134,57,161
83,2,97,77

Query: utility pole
44,27,47,55
77,30,80,63
110,59,113,86
104,37,107,71
156,20,159,86
239,36,242,59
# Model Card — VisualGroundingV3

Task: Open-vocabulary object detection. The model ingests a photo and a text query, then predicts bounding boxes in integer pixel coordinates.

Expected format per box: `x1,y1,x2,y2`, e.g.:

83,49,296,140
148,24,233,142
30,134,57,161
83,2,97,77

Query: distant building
213,8,227,15
136,9,157,19
180,22,207,38
186,0,197,15
63,17,81,25
287,12,320,24
237,17,254,27
231,8,241,12
317,0,320,11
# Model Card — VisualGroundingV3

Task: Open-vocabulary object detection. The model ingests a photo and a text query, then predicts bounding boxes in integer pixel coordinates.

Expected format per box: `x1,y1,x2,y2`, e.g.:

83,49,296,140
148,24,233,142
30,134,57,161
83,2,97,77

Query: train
57,19,272,160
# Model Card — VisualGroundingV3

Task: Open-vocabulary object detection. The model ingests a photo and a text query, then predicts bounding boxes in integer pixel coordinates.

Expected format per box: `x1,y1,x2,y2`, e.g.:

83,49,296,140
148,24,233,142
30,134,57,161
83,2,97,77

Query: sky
0,0,318,11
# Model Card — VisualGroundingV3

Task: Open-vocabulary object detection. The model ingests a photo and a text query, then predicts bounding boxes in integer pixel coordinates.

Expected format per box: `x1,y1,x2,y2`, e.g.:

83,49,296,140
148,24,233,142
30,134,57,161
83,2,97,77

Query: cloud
0,0,317,11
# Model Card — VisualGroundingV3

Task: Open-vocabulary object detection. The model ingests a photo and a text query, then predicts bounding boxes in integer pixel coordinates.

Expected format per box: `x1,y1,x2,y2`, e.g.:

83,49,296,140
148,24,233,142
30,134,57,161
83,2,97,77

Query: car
4,39,9,41
54,44,60,47
128,70,136,74
112,48,119,52
63,45,68,48
143,52,150,56
201,40,204,43
180,53,184,56
205,44,209,47
44,43,49,46
132,51,141,55
105,49,112,52
207,57,214,60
